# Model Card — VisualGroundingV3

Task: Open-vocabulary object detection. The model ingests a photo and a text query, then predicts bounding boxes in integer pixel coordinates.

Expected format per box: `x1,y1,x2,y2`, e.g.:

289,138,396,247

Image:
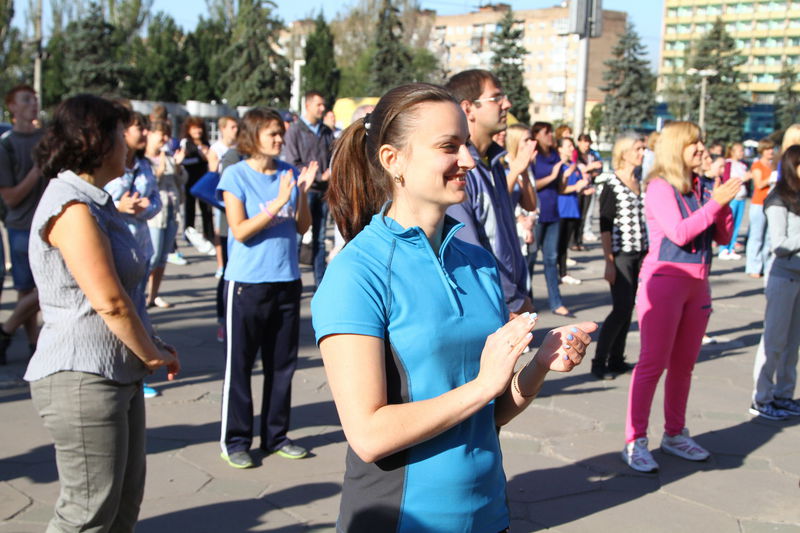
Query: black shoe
0,325,11,365
608,360,635,375
591,360,614,380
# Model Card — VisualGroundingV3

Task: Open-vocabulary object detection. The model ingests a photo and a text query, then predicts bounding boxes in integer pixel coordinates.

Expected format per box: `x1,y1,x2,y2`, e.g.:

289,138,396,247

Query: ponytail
327,83,459,242
328,119,391,242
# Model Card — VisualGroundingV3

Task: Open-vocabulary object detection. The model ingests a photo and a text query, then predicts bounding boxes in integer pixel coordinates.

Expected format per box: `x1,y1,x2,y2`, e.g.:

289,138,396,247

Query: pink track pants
625,273,712,442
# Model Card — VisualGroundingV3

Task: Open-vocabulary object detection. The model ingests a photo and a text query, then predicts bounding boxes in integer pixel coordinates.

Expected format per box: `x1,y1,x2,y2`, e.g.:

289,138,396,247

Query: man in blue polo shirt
445,70,535,318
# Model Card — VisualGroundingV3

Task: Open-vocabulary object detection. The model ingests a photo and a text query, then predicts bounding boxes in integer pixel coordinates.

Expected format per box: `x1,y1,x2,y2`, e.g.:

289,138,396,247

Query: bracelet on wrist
512,365,537,398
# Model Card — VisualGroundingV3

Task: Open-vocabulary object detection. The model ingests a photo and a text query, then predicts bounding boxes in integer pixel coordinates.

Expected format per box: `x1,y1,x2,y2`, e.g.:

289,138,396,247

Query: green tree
339,46,374,97
490,10,531,124
773,64,799,131
62,2,133,97
0,0,28,110
685,18,747,144
301,14,340,107
130,12,186,101
178,17,230,102
42,31,69,108
600,22,654,138
105,0,152,38
220,0,290,107
588,103,603,139
368,0,413,94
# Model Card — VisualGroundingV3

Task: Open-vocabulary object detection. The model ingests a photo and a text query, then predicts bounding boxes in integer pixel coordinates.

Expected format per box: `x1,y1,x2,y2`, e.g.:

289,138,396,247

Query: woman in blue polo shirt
312,83,596,532
556,136,589,286
216,108,315,469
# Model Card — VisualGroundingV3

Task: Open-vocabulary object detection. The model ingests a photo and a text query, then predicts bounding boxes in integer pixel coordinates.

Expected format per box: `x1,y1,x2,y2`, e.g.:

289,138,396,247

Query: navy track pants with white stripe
220,279,301,455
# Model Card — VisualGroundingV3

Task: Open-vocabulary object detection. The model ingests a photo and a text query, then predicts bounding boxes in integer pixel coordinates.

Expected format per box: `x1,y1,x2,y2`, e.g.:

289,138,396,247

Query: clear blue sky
17,0,664,68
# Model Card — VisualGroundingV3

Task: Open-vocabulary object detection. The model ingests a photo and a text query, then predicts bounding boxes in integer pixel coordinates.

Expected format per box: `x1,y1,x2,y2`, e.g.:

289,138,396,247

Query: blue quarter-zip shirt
311,209,509,533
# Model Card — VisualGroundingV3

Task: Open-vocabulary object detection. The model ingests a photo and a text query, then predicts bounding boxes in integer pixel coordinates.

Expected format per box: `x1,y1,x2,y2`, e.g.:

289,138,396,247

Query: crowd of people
0,65,797,531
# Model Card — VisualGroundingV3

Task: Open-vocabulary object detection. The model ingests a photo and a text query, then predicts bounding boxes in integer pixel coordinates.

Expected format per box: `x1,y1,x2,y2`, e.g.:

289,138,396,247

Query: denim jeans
721,198,745,253
745,203,768,275
148,203,178,269
307,190,329,287
532,220,563,310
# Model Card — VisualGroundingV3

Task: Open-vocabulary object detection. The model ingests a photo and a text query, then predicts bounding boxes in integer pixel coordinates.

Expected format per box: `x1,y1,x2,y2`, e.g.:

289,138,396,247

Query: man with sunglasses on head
445,70,536,319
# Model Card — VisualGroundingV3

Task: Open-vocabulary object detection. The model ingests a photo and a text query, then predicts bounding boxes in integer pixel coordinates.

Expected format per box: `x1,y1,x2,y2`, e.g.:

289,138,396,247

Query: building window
736,2,754,13
677,6,693,16
736,38,751,48
666,24,677,34
667,8,678,17
737,20,751,31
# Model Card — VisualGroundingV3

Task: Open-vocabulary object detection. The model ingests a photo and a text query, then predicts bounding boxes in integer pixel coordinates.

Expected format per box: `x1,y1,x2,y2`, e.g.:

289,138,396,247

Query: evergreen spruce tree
62,2,133,97
685,18,747,144
368,0,413,94
600,22,654,138
132,13,186,102
301,14,340,107
490,10,531,124
220,0,291,107
179,17,230,103
773,64,799,131
42,31,69,108
588,103,603,139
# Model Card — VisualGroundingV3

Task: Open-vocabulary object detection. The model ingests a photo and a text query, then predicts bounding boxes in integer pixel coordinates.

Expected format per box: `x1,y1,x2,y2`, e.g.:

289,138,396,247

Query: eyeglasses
473,94,509,104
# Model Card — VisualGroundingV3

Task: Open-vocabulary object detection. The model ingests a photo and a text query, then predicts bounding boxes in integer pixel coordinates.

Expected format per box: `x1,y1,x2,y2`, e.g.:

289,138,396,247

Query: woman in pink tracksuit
621,122,742,473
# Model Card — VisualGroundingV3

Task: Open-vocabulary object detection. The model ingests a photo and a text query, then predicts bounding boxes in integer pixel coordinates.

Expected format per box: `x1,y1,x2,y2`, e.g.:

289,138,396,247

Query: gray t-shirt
24,171,152,384
0,129,46,230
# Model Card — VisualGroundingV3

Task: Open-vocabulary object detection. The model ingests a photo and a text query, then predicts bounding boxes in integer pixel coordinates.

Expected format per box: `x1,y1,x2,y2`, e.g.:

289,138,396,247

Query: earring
394,175,404,184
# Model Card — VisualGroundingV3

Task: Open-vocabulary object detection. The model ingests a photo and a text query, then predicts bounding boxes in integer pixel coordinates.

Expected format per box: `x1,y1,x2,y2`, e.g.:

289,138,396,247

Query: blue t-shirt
311,210,510,533
557,164,582,219
533,150,562,223
216,159,300,283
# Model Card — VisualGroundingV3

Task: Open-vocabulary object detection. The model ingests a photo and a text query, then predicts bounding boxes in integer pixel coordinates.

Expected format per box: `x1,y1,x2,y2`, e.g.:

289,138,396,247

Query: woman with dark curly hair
25,94,179,532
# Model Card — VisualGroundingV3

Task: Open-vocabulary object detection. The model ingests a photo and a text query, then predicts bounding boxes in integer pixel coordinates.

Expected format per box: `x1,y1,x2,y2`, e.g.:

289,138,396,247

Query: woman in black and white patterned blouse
591,133,648,380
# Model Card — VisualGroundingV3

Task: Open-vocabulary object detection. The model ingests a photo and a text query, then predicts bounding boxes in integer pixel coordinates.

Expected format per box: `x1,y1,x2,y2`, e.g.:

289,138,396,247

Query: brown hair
34,94,131,180
554,124,572,141
218,115,237,129
329,83,458,241
149,120,171,136
757,137,775,155
445,69,501,105
531,121,553,155
4,84,35,108
725,142,743,159
775,145,800,214
236,108,284,158
181,116,208,144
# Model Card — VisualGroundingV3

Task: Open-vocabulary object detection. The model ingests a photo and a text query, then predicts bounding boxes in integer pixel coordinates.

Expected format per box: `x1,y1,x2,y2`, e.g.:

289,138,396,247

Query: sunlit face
391,101,475,209
305,95,326,122
535,127,554,150
625,140,645,167
221,120,238,145
256,120,284,157
730,144,744,160
189,124,204,142
683,139,705,170
762,147,774,162
578,138,590,153
472,80,510,136
558,139,574,160
323,110,336,129
709,157,725,178
124,121,147,151
8,90,38,122
147,129,166,152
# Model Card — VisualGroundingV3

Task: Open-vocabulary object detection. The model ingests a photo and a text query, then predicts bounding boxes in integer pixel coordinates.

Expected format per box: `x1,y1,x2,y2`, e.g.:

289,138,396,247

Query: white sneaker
166,252,188,266
565,258,577,267
718,249,731,260
582,231,598,243
561,275,582,285
660,428,710,461
727,251,742,260
185,227,214,254
621,437,659,473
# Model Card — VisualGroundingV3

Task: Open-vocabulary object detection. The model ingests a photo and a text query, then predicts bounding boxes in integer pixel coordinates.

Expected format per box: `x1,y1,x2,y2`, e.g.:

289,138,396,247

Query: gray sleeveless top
24,171,152,383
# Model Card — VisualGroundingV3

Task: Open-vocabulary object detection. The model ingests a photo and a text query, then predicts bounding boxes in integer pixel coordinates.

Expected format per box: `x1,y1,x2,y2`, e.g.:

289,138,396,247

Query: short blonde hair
612,132,641,171
782,124,800,153
647,121,701,194
504,124,531,161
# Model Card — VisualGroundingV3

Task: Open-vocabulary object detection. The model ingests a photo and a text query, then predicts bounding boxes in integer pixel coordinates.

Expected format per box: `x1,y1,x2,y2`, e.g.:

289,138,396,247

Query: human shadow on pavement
137,481,339,533
0,443,58,484
506,416,800,530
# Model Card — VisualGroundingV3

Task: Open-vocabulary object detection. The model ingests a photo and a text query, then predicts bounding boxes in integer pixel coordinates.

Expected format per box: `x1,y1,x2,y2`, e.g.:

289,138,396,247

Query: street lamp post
686,68,718,133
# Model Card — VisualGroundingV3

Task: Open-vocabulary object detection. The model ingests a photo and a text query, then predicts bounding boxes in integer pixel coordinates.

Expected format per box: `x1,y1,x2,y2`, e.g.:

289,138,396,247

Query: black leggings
557,218,582,278
593,251,644,367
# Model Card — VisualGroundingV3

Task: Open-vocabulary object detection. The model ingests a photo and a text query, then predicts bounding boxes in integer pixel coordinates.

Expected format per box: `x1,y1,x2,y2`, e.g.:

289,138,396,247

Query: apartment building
660,0,800,103
430,3,627,124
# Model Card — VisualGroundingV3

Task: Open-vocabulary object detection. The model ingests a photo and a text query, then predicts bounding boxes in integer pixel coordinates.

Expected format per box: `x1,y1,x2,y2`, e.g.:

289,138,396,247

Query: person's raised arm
535,160,563,191
46,202,178,379
294,163,317,235
224,171,294,243
0,165,42,208
320,313,538,463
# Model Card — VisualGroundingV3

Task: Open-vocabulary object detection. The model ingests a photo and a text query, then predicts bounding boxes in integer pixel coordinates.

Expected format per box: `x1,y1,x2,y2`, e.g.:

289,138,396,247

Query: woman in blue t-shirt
531,122,573,316
216,108,315,469
556,137,589,286
312,83,597,532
